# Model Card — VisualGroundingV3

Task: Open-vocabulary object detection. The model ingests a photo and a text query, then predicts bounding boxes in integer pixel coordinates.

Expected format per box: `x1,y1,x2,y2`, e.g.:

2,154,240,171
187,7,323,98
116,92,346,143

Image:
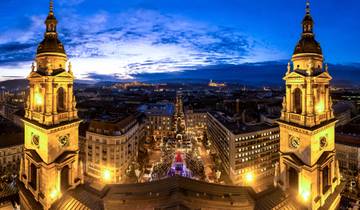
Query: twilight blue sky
0,0,359,81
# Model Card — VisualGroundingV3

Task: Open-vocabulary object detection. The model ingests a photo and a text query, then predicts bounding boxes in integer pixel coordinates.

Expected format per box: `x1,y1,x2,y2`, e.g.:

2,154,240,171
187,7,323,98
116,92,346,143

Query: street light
245,172,254,184
300,190,310,202
50,188,59,200
315,101,325,114
34,92,43,106
102,169,112,182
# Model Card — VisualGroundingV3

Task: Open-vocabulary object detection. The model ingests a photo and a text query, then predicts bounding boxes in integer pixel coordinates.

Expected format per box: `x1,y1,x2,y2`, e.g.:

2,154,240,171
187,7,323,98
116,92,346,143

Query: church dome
37,36,66,55
293,35,322,55
36,1,66,56
293,0,322,56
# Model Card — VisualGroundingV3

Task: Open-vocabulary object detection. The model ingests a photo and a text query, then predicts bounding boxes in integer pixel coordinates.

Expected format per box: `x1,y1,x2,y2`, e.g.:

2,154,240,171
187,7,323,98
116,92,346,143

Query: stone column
325,85,329,112
301,85,306,115
53,84,58,114
306,81,314,116
41,84,46,114
36,166,40,193
29,85,34,111
319,168,323,197
45,82,52,114
330,160,335,193
286,85,291,113
69,163,73,187
68,84,73,112
57,168,61,192
24,158,29,184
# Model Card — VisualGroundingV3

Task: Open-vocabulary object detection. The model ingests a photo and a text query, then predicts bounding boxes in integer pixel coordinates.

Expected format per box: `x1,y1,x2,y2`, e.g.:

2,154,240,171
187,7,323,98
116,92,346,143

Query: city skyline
0,0,360,82
0,1,359,209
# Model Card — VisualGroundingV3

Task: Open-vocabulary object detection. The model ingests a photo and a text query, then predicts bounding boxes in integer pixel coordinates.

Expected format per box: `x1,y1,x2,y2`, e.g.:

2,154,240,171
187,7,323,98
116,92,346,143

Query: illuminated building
18,1,83,209
332,101,354,127
12,1,347,209
174,92,189,149
85,115,142,183
138,103,174,140
208,80,226,87
335,117,360,179
185,109,207,141
0,116,23,175
1,91,26,124
275,1,342,209
207,111,280,192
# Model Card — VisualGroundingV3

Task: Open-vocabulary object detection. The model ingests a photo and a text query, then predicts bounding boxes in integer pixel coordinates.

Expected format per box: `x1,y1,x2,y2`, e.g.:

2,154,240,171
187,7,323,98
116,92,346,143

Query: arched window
322,166,330,194
294,88,302,114
30,163,37,190
61,165,70,193
57,87,66,112
34,87,43,112
288,167,298,193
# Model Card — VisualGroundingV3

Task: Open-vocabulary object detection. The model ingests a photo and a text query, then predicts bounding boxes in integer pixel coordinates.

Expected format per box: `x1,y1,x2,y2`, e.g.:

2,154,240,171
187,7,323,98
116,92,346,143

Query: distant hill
0,79,100,90
133,62,360,88
0,79,28,90
0,62,359,89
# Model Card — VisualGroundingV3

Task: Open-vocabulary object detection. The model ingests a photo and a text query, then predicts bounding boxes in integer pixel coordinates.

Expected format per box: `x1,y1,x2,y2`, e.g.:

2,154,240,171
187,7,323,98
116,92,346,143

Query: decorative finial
68,62,73,73
306,0,310,14
46,61,53,75
31,62,35,72
325,63,328,72
50,0,54,14
287,62,291,74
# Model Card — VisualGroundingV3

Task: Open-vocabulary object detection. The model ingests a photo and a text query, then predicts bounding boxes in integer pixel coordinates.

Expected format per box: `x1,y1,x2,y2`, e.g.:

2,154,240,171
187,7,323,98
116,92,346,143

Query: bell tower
276,1,341,209
19,1,83,209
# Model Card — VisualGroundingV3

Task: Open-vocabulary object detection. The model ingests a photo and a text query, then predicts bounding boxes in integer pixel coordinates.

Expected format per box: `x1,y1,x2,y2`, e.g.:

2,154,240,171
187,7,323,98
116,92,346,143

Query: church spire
302,0,314,34
293,0,322,56
49,0,54,15
306,0,310,15
45,0,57,34
36,0,66,74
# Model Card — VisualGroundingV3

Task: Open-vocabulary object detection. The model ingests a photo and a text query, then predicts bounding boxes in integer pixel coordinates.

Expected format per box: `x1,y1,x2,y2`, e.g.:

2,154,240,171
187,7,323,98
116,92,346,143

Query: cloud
58,0,85,6
0,8,286,81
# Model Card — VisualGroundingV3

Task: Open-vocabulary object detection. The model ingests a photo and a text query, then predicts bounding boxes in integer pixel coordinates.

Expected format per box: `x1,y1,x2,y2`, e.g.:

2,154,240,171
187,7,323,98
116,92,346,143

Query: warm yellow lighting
315,101,324,113
245,172,254,183
102,169,112,182
300,190,310,202
34,93,43,106
50,189,59,200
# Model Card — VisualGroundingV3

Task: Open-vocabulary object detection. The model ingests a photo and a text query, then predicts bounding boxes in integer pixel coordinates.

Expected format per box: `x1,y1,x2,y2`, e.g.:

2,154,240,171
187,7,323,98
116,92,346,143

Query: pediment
27,71,43,79
314,71,332,80
54,71,74,78
27,71,74,80
283,71,305,80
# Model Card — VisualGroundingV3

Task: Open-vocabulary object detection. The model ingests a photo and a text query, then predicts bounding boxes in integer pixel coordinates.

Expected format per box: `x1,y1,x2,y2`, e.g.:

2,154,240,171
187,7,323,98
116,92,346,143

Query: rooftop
0,116,23,148
138,102,175,116
88,115,138,136
336,116,360,146
208,111,277,135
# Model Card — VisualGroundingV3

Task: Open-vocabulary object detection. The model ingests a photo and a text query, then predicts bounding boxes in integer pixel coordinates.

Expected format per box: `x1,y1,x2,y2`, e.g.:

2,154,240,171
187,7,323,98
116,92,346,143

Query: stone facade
19,2,83,209
85,115,143,183
276,1,341,209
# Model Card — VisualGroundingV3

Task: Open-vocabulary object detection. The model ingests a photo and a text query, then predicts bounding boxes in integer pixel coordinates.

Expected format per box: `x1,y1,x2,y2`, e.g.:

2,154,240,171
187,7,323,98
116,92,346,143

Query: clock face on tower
31,133,40,147
289,136,300,149
320,137,327,150
58,134,70,148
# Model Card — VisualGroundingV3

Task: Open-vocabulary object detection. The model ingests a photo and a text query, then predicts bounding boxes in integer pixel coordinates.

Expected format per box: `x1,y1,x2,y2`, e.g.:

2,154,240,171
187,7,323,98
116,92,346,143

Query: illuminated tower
19,1,83,209
175,91,185,133
276,1,341,209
